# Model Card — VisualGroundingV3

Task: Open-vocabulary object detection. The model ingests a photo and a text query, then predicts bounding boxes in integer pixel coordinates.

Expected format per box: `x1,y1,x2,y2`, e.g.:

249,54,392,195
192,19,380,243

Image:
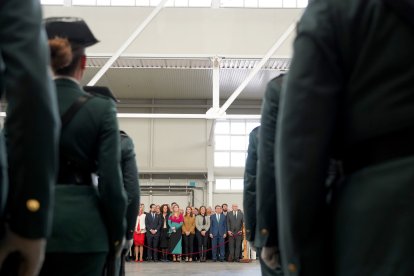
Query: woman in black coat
159,204,171,261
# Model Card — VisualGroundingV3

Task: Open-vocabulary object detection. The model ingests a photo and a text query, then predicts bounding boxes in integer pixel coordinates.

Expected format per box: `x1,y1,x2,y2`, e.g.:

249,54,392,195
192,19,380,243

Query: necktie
153,213,155,220
234,211,237,219
202,215,206,225
217,214,220,223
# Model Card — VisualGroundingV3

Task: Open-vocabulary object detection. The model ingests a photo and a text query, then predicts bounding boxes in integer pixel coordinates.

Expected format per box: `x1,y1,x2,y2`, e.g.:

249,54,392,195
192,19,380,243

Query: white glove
0,225,46,276
248,241,256,252
261,246,279,270
113,238,126,257
124,239,133,250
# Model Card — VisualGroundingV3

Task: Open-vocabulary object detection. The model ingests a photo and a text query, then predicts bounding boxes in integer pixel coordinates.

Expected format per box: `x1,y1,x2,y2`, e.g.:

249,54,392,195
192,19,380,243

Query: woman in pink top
168,204,184,262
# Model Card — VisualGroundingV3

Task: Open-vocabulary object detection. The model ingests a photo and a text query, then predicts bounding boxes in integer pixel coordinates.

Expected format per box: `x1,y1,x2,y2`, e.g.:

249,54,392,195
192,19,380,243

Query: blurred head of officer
45,17,99,81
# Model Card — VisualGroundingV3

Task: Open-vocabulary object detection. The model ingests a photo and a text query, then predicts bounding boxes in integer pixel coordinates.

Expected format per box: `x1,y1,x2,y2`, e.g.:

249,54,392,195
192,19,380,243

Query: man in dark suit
210,205,227,262
145,204,162,262
226,203,243,262
277,1,414,275
0,1,60,275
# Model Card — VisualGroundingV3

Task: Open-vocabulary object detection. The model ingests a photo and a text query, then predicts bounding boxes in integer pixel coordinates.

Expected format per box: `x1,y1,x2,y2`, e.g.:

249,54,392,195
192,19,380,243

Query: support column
206,56,221,118
207,120,215,207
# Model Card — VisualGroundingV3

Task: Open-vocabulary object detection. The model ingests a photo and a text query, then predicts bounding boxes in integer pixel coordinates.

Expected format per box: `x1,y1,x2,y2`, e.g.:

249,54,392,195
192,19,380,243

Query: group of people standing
133,203,244,263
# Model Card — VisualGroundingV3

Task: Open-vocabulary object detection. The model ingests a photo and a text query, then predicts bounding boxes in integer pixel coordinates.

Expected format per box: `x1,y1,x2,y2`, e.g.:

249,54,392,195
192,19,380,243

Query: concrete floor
125,260,261,276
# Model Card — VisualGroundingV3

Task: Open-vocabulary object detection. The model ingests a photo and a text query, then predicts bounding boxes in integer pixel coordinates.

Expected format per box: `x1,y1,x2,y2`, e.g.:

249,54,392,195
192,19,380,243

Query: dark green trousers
40,252,107,276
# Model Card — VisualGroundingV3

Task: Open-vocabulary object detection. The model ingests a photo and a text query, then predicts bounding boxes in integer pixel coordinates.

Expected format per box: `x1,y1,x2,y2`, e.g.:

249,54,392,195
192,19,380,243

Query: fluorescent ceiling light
0,112,260,119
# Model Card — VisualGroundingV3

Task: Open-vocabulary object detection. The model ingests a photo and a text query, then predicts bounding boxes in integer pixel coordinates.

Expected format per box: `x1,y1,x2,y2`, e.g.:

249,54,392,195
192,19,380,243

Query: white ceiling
82,57,286,101
44,6,299,113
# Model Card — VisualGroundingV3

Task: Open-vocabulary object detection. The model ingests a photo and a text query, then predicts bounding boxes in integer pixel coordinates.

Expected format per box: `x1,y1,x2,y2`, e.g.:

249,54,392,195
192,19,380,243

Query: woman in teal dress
168,204,184,262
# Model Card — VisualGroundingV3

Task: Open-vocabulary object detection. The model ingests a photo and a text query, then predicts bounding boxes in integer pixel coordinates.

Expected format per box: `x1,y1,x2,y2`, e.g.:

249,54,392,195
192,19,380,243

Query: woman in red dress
134,204,147,262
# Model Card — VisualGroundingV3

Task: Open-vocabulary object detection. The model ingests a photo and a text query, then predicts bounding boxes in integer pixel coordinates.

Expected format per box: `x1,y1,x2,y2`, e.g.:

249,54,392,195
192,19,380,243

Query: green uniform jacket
277,0,414,275
47,78,126,253
255,75,283,249
120,131,140,240
243,126,259,242
0,0,59,239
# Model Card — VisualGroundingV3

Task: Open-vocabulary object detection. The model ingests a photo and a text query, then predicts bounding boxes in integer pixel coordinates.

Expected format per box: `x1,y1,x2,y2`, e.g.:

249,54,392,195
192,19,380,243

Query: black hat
83,86,119,102
44,17,99,47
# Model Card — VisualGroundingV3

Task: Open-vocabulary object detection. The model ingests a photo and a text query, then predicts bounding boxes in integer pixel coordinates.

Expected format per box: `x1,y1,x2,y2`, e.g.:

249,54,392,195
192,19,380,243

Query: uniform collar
54,75,81,85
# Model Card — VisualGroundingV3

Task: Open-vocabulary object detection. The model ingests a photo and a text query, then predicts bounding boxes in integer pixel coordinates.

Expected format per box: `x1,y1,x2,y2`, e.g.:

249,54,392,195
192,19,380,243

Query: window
231,178,244,190
220,0,243,7
214,152,230,167
244,0,258,7
68,0,210,6
215,178,243,191
214,119,259,167
41,0,64,4
297,0,308,7
215,178,230,190
220,0,308,8
175,0,188,6
188,0,211,7
97,0,111,4
72,0,97,5
42,0,305,7
259,0,282,8
283,0,297,8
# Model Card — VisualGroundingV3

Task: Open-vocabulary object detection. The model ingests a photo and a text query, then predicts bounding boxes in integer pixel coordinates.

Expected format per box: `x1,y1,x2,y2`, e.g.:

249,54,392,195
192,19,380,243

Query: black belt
57,170,92,186
342,128,414,174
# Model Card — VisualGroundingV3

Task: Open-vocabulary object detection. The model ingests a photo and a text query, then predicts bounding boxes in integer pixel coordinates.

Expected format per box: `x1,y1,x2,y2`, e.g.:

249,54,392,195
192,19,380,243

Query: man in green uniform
119,130,140,273
256,75,284,276
83,86,140,275
0,1,60,275
276,0,414,275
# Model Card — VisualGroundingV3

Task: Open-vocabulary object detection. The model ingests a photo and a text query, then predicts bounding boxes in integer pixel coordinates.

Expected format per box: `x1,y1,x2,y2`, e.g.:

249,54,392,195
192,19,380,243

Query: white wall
140,189,244,211
118,118,208,173
140,187,205,211
213,193,244,211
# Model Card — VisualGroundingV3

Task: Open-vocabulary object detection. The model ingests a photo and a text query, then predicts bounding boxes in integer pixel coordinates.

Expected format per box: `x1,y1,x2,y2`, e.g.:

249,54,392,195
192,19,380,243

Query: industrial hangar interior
40,1,305,275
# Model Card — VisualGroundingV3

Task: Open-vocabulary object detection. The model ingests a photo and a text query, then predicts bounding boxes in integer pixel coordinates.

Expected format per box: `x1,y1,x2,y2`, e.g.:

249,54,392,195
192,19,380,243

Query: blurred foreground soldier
243,126,259,251
277,0,414,275
257,76,284,276
0,1,60,275
118,131,139,274
40,17,127,276
84,86,140,275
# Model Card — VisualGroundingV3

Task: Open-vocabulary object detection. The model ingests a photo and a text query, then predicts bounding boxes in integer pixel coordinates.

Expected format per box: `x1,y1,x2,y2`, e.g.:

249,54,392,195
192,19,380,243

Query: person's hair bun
48,37,72,70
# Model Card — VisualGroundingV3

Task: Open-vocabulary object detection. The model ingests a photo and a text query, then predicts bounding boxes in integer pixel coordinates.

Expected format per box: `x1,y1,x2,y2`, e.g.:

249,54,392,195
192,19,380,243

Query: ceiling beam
116,113,261,119
218,21,297,116
0,112,259,119
87,0,169,86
